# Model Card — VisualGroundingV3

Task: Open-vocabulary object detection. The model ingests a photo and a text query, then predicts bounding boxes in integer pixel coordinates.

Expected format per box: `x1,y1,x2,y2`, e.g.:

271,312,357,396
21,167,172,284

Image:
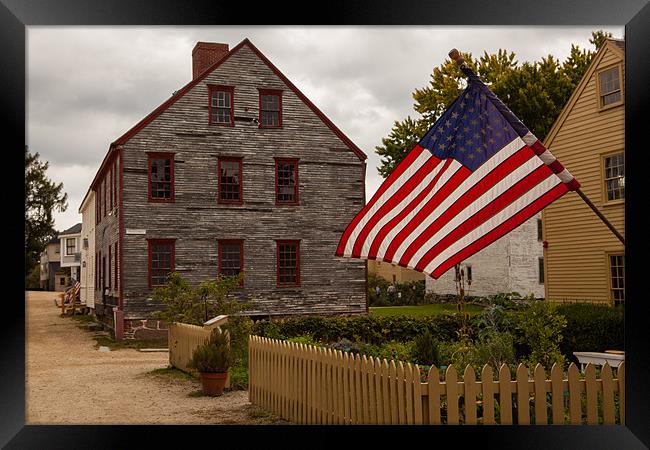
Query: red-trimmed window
108,245,112,289
218,240,244,282
114,241,118,291
102,178,107,217
96,188,101,224
109,167,114,210
115,158,119,209
148,153,174,202
218,157,243,204
148,239,175,288
275,158,299,205
209,85,234,126
276,240,300,287
259,89,282,128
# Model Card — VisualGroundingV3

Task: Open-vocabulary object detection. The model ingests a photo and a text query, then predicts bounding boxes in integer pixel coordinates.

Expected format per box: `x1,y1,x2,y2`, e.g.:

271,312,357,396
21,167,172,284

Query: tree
376,30,613,177
152,271,248,326
25,146,68,278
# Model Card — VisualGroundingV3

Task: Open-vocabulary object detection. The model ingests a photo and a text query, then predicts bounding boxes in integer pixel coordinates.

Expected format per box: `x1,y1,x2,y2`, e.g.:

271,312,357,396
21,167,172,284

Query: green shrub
412,329,441,366
476,292,532,311
221,316,254,368
358,340,414,363
474,332,516,372
252,314,477,345
555,303,624,363
228,363,248,390
188,330,233,373
286,334,321,347
368,275,426,306
328,338,362,354
368,273,391,306
438,340,480,369
514,301,567,369
152,272,248,326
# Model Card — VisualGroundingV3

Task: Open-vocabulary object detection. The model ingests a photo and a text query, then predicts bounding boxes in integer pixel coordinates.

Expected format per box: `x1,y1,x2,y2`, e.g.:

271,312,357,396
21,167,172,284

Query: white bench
573,351,625,372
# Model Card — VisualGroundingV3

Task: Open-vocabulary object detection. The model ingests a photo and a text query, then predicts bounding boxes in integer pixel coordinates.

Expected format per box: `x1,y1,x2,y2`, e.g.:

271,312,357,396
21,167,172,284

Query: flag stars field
336,65,580,278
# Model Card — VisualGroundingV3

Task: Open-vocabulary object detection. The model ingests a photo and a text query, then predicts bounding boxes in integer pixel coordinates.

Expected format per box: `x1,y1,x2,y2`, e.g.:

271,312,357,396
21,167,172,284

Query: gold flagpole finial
448,48,465,67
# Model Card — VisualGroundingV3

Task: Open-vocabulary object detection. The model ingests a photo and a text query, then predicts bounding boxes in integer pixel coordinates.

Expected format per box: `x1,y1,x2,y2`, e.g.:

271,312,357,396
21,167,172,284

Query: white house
79,192,96,309
58,223,82,283
425,213,545,298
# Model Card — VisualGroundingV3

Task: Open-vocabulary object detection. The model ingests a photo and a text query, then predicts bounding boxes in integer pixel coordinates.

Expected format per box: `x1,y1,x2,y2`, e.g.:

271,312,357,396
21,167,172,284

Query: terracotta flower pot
200,371,228,396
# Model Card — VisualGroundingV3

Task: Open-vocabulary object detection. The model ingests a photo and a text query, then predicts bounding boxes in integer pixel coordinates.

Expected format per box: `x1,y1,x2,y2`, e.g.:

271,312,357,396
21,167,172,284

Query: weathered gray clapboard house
85,38,368,339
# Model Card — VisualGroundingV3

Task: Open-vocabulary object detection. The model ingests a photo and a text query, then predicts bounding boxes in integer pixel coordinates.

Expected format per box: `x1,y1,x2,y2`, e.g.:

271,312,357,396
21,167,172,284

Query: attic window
209,85,234,126
598,66,622,108
259,89,282,128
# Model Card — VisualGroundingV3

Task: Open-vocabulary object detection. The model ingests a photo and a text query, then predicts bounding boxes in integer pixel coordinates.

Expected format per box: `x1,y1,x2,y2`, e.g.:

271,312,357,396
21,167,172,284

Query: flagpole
448,48,625,247
575,189,625,245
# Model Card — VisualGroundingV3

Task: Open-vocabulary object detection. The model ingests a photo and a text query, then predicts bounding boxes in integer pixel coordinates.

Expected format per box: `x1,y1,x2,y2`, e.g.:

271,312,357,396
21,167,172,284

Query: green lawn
369,303,484,317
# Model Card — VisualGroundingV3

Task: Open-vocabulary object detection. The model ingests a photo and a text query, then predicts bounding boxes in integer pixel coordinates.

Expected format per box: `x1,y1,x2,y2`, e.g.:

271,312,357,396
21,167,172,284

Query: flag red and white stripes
336,75,579,279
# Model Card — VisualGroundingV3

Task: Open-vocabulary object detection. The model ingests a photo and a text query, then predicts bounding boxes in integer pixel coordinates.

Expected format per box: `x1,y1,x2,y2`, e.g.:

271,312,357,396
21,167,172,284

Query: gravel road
25,291,284,425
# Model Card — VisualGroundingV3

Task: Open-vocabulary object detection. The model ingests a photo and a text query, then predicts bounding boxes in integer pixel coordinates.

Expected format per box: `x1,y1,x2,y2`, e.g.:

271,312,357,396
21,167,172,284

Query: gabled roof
609,38,625,54
81,38,367,212
59,223,82,236
110,38,366,160
543,39,625,148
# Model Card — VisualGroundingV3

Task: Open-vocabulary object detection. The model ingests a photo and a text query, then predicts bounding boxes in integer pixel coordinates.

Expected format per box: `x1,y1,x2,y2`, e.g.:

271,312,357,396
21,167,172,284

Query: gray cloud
27,26,623,230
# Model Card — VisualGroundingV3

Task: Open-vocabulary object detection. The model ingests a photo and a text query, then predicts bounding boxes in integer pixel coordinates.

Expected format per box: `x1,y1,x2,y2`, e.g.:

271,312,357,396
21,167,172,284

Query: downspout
362,160,368,314
113,145,125,341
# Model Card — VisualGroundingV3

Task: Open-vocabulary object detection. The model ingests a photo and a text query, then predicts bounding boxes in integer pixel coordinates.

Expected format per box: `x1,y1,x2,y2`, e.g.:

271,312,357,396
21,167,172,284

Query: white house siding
425,214,545,298
80,193,96,308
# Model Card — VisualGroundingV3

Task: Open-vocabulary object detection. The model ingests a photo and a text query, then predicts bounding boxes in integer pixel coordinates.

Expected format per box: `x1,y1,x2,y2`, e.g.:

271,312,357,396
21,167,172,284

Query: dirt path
26,291,284,424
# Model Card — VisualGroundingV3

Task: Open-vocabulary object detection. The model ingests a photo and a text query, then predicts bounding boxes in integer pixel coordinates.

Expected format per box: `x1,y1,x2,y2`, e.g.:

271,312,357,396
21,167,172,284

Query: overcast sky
27,26,623,232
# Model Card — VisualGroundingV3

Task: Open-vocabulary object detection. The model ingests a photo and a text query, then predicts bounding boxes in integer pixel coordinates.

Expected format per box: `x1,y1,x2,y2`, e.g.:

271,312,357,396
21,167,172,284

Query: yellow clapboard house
542,38,625,305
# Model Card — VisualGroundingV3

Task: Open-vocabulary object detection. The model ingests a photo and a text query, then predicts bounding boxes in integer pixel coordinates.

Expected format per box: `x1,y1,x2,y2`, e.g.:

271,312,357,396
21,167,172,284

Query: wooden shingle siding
115,43,366,320
542,41,624,304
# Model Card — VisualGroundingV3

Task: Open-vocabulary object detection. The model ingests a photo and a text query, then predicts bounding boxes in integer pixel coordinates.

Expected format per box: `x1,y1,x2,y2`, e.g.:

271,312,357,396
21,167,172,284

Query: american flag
336,67,580,279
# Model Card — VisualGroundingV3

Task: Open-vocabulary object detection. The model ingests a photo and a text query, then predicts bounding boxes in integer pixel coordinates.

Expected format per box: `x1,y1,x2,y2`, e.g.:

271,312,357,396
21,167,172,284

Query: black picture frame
5,0,649,448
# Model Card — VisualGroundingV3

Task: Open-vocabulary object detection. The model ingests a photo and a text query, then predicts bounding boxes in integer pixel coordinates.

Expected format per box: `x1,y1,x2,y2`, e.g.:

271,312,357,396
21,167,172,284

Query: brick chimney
192,42,229,80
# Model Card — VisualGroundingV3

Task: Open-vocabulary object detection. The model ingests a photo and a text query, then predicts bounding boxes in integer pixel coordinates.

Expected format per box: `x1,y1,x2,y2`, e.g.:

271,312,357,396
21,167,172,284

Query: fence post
481,365,495,425
516,364,530,424
499,364,513,425
534,364,548,424
464,365,478,425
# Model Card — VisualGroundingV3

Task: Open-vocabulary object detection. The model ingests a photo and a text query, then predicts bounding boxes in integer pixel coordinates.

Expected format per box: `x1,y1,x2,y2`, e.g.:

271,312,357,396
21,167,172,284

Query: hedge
251,302,623,366
252,313,477,345
555,303,624,363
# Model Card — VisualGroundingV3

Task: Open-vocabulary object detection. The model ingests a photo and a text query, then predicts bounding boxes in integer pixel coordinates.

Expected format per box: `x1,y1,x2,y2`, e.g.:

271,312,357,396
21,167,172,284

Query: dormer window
597,66,623,109
259,89,282,128
209,85,234,126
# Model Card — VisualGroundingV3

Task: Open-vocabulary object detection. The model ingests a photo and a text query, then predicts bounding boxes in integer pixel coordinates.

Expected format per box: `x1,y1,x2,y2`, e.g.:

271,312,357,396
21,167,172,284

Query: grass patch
92,335,168,351
147,366,198,382
69,314,97,324
369,303,484,317
228,364,249,390
245,404,288,424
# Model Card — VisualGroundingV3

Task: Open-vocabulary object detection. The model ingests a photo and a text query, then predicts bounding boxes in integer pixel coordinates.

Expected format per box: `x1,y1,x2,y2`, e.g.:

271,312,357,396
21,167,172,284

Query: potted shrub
189,329,233,396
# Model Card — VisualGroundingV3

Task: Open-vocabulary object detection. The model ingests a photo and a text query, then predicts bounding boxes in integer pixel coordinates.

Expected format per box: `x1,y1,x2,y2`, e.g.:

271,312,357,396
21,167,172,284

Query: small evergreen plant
188,330,233,373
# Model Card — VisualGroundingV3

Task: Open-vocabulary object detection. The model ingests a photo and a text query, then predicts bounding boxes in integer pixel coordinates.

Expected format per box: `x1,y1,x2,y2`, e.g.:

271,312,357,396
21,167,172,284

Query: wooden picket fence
168,322,213,372
248,335,625,425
